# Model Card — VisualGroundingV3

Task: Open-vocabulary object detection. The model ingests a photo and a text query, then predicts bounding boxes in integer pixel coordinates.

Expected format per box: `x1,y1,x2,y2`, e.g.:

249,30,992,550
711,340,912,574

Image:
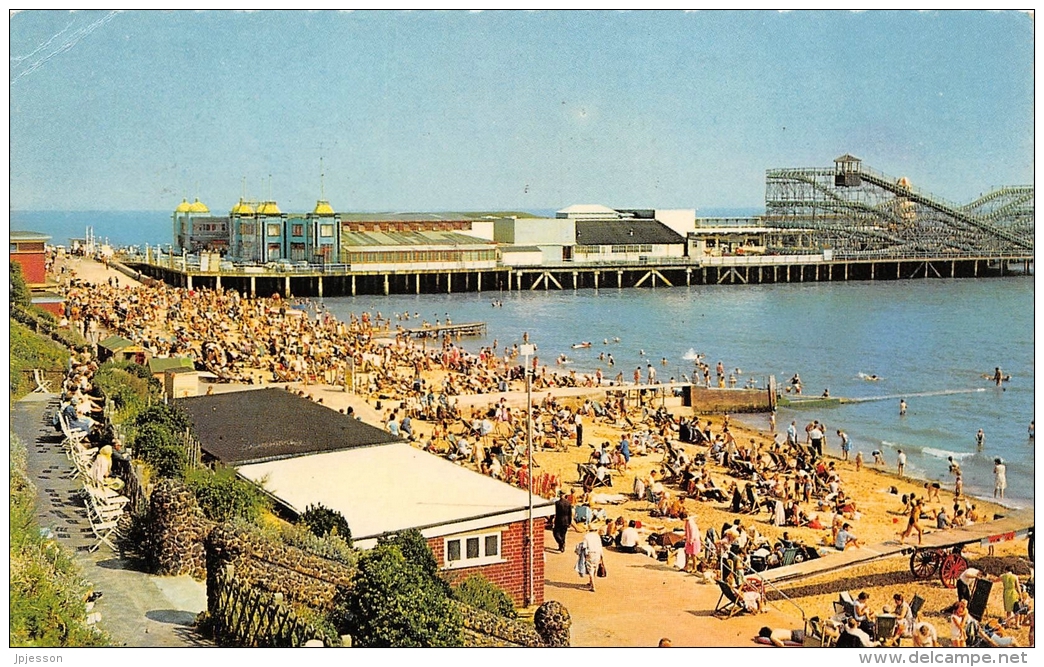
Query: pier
124,251,1032,298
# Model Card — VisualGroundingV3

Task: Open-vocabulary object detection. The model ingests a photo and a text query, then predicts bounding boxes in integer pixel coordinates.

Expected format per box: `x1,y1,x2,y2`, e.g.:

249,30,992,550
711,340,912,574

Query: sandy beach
57,256,1034,647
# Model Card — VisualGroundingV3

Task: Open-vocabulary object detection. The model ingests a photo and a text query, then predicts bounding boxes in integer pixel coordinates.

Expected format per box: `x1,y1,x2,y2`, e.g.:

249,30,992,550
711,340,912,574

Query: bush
451,574,517,618
133,422,186,479
330,543,462,647
300,503,352,544
278,523,358,567
93,366,151,423
132,403,191,434
10,262,31,310
184,467,269,523
376,528,445,590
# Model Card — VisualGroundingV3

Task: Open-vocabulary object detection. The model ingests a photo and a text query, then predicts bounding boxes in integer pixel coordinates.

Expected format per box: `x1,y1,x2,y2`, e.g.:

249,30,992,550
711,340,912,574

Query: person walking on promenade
553,491,573,552
683,514,702,573
575,527,604,592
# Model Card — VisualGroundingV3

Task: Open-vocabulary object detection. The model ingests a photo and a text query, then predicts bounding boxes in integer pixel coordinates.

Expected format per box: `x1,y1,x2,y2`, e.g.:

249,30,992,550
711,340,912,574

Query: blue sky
9,10,1034,213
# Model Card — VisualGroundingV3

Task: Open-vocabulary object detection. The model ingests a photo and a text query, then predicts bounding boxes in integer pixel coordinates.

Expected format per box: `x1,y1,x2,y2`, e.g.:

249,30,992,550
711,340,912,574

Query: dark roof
98,335,137,350
574,219,685,246
10,230,52,242
178,388,402,465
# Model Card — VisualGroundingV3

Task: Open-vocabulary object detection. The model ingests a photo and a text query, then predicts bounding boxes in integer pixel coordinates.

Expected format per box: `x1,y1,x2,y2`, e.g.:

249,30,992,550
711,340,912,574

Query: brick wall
428,519,545,607
12,252,46,284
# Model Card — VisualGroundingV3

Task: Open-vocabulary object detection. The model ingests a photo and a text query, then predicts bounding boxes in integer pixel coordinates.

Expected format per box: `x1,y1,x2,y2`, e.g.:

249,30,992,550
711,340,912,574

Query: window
267,223,281,237
320,224,334,238
443,530,503,569
292,224,304,237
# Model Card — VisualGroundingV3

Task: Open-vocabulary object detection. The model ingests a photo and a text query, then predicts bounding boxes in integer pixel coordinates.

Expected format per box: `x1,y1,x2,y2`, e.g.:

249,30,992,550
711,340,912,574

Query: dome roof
188,198,210,214
257,201,282,216
231,199,256,216
175,198,192,213
313,200,335,216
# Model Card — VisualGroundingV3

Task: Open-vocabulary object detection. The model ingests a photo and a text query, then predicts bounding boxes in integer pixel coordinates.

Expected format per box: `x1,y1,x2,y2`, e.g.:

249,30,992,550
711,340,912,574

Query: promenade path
13,393,211,647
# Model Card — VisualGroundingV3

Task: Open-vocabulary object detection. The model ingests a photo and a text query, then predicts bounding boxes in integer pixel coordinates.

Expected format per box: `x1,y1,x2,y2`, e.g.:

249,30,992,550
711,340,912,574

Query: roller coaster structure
764,155,1033,257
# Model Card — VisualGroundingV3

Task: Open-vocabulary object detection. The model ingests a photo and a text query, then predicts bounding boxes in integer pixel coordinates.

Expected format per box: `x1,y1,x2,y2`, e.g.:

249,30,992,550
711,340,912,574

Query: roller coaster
764,154,1033,257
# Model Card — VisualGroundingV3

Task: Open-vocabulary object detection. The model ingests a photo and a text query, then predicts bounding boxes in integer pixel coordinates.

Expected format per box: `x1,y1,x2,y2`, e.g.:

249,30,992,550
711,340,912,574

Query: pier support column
351,275,356,296
844,263,848,281
187,275,193,290
250,276,256,296
951,260,956,278
701,268,706,284
572,272,577,289
317,276,323,297
974,260,978,277
447,273,452,294
383,274,389,295
758,266,762,284
870,263,875,280
477,273,482,292
897,263,901,279
773,266,777,282
416,274,421,294
284,276,291,297
786,265,790,282
686,268,691,286
617,270,623,288
517,272,522,290
215,275,221,290
594,271,599,289
815,265,819,281
827,265,832,281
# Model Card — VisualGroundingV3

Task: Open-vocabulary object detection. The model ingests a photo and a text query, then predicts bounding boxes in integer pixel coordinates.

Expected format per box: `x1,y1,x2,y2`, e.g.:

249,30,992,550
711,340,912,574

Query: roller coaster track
962,186,1034,214
856,169,1032,250
765,171,975,253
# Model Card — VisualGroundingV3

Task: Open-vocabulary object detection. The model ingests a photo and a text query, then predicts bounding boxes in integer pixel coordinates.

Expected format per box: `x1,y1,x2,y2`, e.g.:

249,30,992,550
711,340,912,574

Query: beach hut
97,335,149,365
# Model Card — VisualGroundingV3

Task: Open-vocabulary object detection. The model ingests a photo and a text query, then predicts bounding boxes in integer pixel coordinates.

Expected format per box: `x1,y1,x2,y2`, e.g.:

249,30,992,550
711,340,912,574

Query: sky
8,10,1035,213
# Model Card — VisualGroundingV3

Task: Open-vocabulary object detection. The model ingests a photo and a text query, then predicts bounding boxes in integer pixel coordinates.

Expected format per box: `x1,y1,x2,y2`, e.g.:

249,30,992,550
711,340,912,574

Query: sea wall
689,386,771,414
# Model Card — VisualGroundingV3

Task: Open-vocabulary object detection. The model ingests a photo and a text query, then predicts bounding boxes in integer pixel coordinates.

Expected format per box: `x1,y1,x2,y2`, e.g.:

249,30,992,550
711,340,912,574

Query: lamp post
519,342,535,607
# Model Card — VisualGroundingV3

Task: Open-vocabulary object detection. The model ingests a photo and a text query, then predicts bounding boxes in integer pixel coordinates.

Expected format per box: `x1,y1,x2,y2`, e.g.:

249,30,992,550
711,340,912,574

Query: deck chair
84,493,123,553
714,580,745,619
969,580,993,622
838,592,857,618
32,369,52,393
875,614,897,643
780,547,800,567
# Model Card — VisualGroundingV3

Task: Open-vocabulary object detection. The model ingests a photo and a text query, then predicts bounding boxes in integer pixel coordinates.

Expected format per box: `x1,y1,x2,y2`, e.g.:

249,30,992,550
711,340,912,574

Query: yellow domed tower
173,198,192,251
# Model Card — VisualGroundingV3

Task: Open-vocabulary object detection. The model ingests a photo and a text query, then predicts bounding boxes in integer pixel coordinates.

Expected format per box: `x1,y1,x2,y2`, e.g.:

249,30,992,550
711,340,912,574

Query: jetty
403,322,487,338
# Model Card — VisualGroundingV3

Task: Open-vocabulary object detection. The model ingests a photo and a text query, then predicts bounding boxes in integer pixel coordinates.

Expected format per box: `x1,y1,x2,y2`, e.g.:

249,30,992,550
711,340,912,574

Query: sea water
321,278,1034,506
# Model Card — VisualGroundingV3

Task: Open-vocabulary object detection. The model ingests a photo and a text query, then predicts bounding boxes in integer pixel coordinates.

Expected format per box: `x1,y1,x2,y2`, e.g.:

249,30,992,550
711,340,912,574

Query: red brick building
11,230,50,285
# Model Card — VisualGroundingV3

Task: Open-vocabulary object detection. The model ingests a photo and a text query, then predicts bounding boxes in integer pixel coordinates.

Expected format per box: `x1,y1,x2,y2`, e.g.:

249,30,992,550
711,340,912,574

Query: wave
682,348,699,361
921,447,976,461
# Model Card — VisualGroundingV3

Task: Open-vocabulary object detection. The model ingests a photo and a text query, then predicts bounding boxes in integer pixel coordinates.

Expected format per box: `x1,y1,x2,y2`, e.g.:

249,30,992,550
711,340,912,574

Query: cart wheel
910,549,939,579
939,554,968,589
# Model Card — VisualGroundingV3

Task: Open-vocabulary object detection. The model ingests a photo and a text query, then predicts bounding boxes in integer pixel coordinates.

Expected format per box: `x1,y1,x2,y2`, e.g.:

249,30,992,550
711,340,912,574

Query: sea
13,210,1035,506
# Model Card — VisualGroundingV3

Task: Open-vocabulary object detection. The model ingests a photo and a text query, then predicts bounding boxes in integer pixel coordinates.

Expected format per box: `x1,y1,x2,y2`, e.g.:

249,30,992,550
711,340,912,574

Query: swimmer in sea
899,399,907,416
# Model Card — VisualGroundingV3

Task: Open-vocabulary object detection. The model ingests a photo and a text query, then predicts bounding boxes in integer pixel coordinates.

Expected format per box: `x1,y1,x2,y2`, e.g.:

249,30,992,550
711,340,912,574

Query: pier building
134,154,1031,297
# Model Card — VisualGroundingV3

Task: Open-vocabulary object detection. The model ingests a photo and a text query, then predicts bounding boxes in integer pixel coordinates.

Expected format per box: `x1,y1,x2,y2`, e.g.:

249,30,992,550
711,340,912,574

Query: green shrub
10,262,31,310
10,435,108,647
93,366,151,423
133,422,186,479
330,543,462,647
376,528,445,589
300,503,352,544
102,359,163,395
132,402,191,434
451,574,517,618
278,523,359,567
184,467,269,523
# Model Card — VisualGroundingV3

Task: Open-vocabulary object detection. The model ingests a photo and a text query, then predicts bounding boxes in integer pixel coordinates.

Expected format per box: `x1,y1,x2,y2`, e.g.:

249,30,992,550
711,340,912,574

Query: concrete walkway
13,393,211,647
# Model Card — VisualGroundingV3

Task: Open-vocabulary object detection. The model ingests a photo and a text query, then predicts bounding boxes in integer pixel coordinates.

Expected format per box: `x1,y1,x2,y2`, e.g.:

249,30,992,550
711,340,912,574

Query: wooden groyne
404,322,487,338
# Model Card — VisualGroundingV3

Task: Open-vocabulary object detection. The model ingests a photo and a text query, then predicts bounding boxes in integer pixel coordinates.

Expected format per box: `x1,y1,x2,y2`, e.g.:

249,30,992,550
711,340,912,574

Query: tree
300,503,352,545
133,422,186,479
332,543,462,647
376,528,445,590
451,574,517,618
10,262,31,311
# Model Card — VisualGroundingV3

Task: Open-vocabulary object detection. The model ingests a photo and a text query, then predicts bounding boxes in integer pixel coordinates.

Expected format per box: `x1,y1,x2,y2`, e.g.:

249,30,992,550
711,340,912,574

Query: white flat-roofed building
237,443,554,605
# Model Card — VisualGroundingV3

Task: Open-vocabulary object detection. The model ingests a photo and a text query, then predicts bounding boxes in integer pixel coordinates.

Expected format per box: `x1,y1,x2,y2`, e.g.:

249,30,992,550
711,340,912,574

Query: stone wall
144,478,213,579
205,523,356,613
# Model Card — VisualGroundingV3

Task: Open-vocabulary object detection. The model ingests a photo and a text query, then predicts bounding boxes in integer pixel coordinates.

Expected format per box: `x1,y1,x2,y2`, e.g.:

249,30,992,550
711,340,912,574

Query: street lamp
519,342,535,607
